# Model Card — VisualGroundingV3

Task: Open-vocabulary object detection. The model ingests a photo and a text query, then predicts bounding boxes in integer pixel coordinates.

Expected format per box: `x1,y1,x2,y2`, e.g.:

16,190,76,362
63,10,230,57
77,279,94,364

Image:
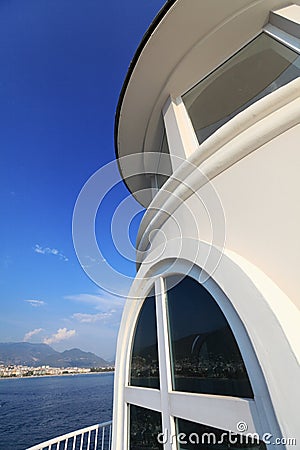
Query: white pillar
163,96,199,171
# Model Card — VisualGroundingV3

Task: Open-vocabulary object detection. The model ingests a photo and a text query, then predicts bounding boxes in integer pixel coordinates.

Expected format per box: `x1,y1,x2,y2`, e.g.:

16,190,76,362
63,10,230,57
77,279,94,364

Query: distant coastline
0,364,114,380
0,369,114,381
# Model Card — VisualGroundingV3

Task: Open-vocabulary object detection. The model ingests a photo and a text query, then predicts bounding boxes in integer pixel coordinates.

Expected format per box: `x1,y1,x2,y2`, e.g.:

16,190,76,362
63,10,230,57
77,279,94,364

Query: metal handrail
26,420,112,450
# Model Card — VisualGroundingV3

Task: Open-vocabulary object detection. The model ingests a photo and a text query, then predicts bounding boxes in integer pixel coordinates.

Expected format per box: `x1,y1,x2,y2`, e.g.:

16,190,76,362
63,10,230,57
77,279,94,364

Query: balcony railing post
26,420,112,450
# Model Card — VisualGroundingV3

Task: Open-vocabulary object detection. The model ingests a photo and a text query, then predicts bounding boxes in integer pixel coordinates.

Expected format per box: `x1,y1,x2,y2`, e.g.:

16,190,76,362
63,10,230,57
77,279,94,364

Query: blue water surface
0,373,113,450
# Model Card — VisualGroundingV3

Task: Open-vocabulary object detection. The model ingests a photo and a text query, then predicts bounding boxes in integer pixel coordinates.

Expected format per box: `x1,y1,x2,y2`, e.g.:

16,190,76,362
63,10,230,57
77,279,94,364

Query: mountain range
0,342,110,368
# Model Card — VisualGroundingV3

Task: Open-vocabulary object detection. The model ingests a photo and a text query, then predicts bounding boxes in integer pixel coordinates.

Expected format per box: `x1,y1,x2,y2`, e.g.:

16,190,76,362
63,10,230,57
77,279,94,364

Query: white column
163,96,199,171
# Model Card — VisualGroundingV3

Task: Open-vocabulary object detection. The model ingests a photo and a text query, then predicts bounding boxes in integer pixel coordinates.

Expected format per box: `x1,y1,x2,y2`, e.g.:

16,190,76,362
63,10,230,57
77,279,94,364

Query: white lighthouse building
26,2,300,450
112,1,300,449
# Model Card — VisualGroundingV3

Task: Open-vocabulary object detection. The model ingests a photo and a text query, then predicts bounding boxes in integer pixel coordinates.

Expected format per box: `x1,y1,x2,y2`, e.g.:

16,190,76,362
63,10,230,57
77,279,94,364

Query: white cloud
72,312,112,323
81,255,106,269
23,328,43,342
34,244,68,261
43,328,76,345
25,299,46,307
64,291,124,312
65,290,125,331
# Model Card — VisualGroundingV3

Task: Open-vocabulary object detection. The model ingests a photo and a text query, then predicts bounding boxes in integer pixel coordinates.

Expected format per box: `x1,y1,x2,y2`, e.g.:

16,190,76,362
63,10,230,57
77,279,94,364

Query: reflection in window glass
130,293,160,389
166,276,253,397
129,405,163,450
176,418,266,449
183,33,300,144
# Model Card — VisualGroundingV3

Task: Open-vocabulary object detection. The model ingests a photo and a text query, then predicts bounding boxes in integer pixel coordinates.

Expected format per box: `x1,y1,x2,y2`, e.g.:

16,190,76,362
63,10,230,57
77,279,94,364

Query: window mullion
155,277,177,450
169,392,258,436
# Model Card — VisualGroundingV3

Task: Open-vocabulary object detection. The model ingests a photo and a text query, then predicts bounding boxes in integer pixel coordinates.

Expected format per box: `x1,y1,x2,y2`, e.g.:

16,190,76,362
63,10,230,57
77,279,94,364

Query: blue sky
0,0,165,360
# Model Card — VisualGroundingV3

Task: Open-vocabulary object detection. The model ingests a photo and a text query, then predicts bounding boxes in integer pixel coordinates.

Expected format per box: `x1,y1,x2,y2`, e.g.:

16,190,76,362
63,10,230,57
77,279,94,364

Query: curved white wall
112,91,300,450
112,242,300,449
113,4,300,449
139,91,300,310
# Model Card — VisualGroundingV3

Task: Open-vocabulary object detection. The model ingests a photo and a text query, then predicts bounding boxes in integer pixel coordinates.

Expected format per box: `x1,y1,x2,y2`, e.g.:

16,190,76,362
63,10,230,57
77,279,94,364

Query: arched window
126,276,271,449
166,276,253,397
130,292,160,389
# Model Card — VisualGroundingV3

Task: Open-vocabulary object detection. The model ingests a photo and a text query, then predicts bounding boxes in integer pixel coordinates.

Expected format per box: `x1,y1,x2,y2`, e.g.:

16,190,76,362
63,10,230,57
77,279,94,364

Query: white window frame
125,270,275,449
122,13,300,450
162,24,300,172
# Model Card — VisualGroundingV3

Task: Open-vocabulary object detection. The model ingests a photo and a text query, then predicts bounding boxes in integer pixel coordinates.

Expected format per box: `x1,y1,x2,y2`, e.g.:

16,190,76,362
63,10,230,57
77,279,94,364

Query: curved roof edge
114,0,177,177
114,0,297,202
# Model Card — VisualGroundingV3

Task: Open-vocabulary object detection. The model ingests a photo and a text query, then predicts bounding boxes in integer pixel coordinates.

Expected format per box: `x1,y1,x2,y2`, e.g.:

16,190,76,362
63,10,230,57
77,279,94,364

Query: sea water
0,372,113,450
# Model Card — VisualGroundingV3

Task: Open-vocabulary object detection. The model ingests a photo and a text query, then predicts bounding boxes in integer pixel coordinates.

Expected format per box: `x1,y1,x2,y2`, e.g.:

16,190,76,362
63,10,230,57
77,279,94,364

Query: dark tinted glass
183,33,300,144
176,418,266,449
129,405,163,450
130,294,160,388
166,276,253,397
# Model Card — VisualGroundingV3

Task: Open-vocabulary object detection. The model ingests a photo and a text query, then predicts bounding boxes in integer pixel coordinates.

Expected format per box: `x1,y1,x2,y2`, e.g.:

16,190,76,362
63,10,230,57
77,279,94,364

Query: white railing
26,420,112,450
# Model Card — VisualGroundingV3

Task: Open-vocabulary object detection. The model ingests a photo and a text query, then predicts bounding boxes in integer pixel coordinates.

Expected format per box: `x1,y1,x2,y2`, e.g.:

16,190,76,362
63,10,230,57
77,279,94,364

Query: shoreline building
112,1,300,449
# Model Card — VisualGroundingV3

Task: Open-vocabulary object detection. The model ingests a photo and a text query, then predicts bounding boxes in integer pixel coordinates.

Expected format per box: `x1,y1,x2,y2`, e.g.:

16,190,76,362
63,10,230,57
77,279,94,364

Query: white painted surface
112,3,300,449
116,0,300,201
112,240,300,448
155,278,177,450
168,392,258,434
113,84,300,450
163,96,199,170
124,386,161,412
139,243,299,445
273,4,300,23
270,4,300,38
138,93,300,310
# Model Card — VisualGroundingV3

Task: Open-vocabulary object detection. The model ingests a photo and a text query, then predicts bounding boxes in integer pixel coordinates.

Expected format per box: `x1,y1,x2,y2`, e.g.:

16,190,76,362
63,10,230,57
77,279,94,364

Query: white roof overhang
115,0,299,205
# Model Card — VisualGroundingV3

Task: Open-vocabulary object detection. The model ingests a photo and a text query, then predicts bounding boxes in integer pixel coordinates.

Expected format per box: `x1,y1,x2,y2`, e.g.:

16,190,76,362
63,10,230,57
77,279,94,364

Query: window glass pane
130,293,160,388
166,276,253,397
176,418,266,449
183,33,300,144
129,405,163,450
